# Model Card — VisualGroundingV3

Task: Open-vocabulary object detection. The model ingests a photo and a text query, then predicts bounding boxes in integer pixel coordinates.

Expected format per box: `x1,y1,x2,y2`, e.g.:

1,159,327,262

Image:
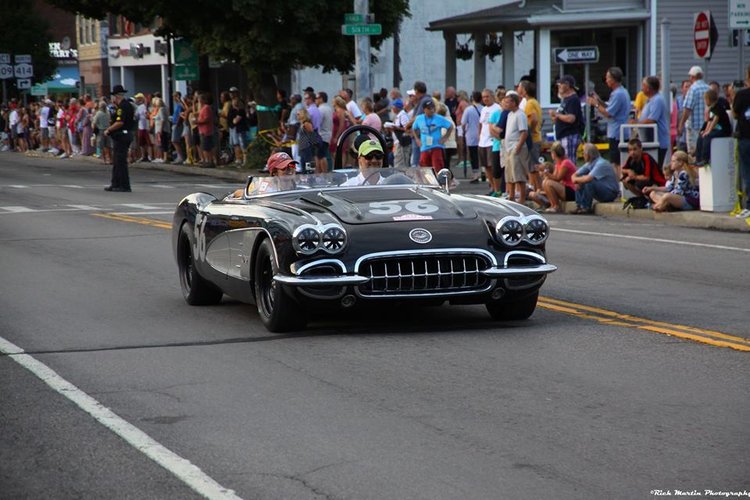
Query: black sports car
172,127,556,332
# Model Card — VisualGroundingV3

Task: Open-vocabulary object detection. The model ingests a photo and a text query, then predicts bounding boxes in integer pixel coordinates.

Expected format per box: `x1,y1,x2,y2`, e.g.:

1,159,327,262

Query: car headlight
523,216,549,244
293,225,321,255
495,217,524,246
321,225,347,253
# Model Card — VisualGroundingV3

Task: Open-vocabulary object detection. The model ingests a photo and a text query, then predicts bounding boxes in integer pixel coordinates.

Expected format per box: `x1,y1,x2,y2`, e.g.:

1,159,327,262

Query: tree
47,0,411,103
0,0,57,97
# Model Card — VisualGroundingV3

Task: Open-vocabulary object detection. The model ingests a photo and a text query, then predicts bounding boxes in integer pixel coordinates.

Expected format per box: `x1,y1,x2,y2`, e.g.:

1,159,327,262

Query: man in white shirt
478,89,500,194
38,100,50,151
502,92,530,204
315,91,334,173
339,88,363,124
8,104,19,151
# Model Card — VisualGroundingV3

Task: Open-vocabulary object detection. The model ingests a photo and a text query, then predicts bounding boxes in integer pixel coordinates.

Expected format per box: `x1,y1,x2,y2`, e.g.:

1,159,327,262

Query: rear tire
486,291,539,321
177,223,223,305
253,238,307,332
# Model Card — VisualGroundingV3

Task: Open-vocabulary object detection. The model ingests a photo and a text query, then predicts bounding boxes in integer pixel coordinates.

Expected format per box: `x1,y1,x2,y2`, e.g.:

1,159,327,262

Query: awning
43,65,79,92
428,1,649,32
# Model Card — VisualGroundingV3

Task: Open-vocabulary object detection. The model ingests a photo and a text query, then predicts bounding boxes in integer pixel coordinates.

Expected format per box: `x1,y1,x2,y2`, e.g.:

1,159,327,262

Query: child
643,151,699,212
694,89,731,166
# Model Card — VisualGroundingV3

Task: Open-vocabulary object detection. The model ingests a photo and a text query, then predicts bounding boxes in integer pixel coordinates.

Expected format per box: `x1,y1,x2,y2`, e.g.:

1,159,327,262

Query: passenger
341,139,386,186
643,151,700,212
230,151,297,198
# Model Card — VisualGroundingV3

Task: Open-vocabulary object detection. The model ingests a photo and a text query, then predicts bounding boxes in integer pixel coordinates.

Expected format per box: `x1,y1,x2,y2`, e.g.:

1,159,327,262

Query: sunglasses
363,152,384,160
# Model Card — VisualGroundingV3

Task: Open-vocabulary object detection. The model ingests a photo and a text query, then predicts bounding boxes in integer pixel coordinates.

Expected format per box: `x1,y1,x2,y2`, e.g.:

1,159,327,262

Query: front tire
486,291,539,321
253,238,307,332
177,223,223,305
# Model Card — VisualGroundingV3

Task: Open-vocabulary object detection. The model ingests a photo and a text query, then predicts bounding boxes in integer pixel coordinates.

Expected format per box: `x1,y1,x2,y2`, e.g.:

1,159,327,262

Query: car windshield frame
241,167,441,198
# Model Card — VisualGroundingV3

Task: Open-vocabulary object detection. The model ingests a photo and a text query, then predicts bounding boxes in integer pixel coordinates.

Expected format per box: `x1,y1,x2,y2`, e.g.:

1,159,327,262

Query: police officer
103,84,135,192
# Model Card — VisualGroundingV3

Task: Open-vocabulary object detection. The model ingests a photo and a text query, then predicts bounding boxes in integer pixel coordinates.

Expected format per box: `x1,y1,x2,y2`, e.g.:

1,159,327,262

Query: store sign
49,43,78,59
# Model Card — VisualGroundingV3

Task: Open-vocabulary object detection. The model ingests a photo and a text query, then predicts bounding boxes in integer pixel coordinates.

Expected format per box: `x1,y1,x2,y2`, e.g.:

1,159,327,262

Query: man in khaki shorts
502,92,529,204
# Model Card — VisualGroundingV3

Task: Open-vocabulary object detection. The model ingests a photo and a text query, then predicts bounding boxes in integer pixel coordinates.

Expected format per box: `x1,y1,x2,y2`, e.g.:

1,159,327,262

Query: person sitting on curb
621,137,666,197
571,143,620,214
530,141,577,213
643,151,700,212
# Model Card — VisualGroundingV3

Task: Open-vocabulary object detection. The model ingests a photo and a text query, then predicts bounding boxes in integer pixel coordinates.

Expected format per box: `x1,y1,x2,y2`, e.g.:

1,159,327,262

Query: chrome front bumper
273,263,557,286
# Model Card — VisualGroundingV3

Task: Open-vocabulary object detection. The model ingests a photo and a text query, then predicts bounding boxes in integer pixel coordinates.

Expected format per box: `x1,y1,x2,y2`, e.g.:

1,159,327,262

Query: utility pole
354,0,370,101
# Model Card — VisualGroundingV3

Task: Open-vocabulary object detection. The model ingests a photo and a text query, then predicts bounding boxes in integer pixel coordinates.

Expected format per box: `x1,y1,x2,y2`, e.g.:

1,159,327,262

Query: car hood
279,187,479,224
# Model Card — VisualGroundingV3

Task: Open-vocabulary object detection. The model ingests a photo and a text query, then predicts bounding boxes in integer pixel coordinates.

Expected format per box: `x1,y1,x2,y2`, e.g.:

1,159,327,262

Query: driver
229,151,298,197
341,139,386,186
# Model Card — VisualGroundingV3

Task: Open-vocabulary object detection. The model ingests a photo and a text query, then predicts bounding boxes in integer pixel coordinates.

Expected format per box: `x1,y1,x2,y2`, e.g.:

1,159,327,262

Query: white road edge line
553,227,750,253
0,336,242,500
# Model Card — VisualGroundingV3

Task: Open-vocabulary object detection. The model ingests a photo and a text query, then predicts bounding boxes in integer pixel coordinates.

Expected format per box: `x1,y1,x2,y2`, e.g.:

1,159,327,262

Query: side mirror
437,168,453,194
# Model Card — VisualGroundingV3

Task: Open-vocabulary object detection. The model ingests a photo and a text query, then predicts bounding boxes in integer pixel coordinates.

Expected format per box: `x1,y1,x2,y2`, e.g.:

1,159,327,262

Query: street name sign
730,0,750,29
344,13,365,24
174,64,198,81
31,83,47,96
553,46,599,64
342,24,382,36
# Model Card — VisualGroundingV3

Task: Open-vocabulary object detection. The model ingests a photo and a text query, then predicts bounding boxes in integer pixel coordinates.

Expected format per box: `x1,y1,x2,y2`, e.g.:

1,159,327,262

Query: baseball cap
229,86,239,92
358,139,384,157
557,75,576,87
688,66,703,77
134,92,145,99
505,90,519,97
423,99,435,109
406,89,416,96
266,152,298,174
392,98,404,109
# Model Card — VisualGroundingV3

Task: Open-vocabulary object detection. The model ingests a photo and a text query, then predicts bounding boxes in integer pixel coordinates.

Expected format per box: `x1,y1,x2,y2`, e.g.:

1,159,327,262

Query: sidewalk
22,150,750,233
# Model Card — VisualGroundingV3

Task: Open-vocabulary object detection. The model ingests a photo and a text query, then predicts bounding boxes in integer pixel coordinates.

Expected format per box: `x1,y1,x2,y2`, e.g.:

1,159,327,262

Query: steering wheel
333,125,390,170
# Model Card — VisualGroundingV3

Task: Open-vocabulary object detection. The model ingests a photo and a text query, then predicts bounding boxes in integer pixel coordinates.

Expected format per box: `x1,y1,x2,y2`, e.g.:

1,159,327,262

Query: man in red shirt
621,137,666,196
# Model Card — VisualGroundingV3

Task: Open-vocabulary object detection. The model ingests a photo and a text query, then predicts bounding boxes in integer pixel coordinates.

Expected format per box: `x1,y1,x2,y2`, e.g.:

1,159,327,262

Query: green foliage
245,135,272,171
47,0,410,84
0,1,57,84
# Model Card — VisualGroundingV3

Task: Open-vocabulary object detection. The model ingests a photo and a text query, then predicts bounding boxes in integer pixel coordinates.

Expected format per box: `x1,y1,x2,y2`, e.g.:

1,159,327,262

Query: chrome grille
357,253,493,297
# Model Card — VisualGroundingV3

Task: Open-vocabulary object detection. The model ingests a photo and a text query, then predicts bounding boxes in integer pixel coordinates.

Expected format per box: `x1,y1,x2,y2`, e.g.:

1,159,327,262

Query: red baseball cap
267,152,298,174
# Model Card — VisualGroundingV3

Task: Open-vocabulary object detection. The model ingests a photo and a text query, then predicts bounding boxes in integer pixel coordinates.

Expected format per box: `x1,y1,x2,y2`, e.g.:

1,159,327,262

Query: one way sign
554,46,599,64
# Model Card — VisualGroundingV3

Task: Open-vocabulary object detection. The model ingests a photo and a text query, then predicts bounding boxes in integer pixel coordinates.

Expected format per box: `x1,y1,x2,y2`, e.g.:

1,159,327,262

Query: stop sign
694,11,711,59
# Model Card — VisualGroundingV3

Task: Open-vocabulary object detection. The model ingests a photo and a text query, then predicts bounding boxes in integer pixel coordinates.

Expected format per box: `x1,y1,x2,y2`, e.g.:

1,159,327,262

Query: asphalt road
1,152,748,500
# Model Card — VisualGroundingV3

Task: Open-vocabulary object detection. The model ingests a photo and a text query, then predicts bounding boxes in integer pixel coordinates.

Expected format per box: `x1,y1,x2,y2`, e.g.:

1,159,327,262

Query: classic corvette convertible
172,127,556,332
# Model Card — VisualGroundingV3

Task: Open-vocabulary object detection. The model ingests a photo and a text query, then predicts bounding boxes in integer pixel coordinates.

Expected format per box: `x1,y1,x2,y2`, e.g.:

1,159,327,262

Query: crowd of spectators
3,61,749,218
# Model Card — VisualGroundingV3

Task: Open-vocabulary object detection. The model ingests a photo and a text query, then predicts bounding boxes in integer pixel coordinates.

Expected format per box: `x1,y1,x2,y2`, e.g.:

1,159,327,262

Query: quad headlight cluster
495,215,549,246
292,223,348,255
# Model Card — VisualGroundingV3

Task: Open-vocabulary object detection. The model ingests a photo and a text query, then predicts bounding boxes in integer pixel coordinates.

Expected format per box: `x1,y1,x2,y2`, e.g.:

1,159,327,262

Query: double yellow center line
94,212,750,352
539,296,750,352
93,213,172,229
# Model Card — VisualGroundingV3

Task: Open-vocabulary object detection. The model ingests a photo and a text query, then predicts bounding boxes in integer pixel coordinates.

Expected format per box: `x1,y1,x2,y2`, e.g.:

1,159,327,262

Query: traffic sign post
553,46,599,141
14,63,33,79
16,79,31,90
0,63,13,80
693,11,718,60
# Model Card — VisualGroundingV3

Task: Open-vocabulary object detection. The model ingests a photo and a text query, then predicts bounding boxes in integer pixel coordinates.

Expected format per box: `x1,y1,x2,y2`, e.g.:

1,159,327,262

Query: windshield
242,167,440,197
